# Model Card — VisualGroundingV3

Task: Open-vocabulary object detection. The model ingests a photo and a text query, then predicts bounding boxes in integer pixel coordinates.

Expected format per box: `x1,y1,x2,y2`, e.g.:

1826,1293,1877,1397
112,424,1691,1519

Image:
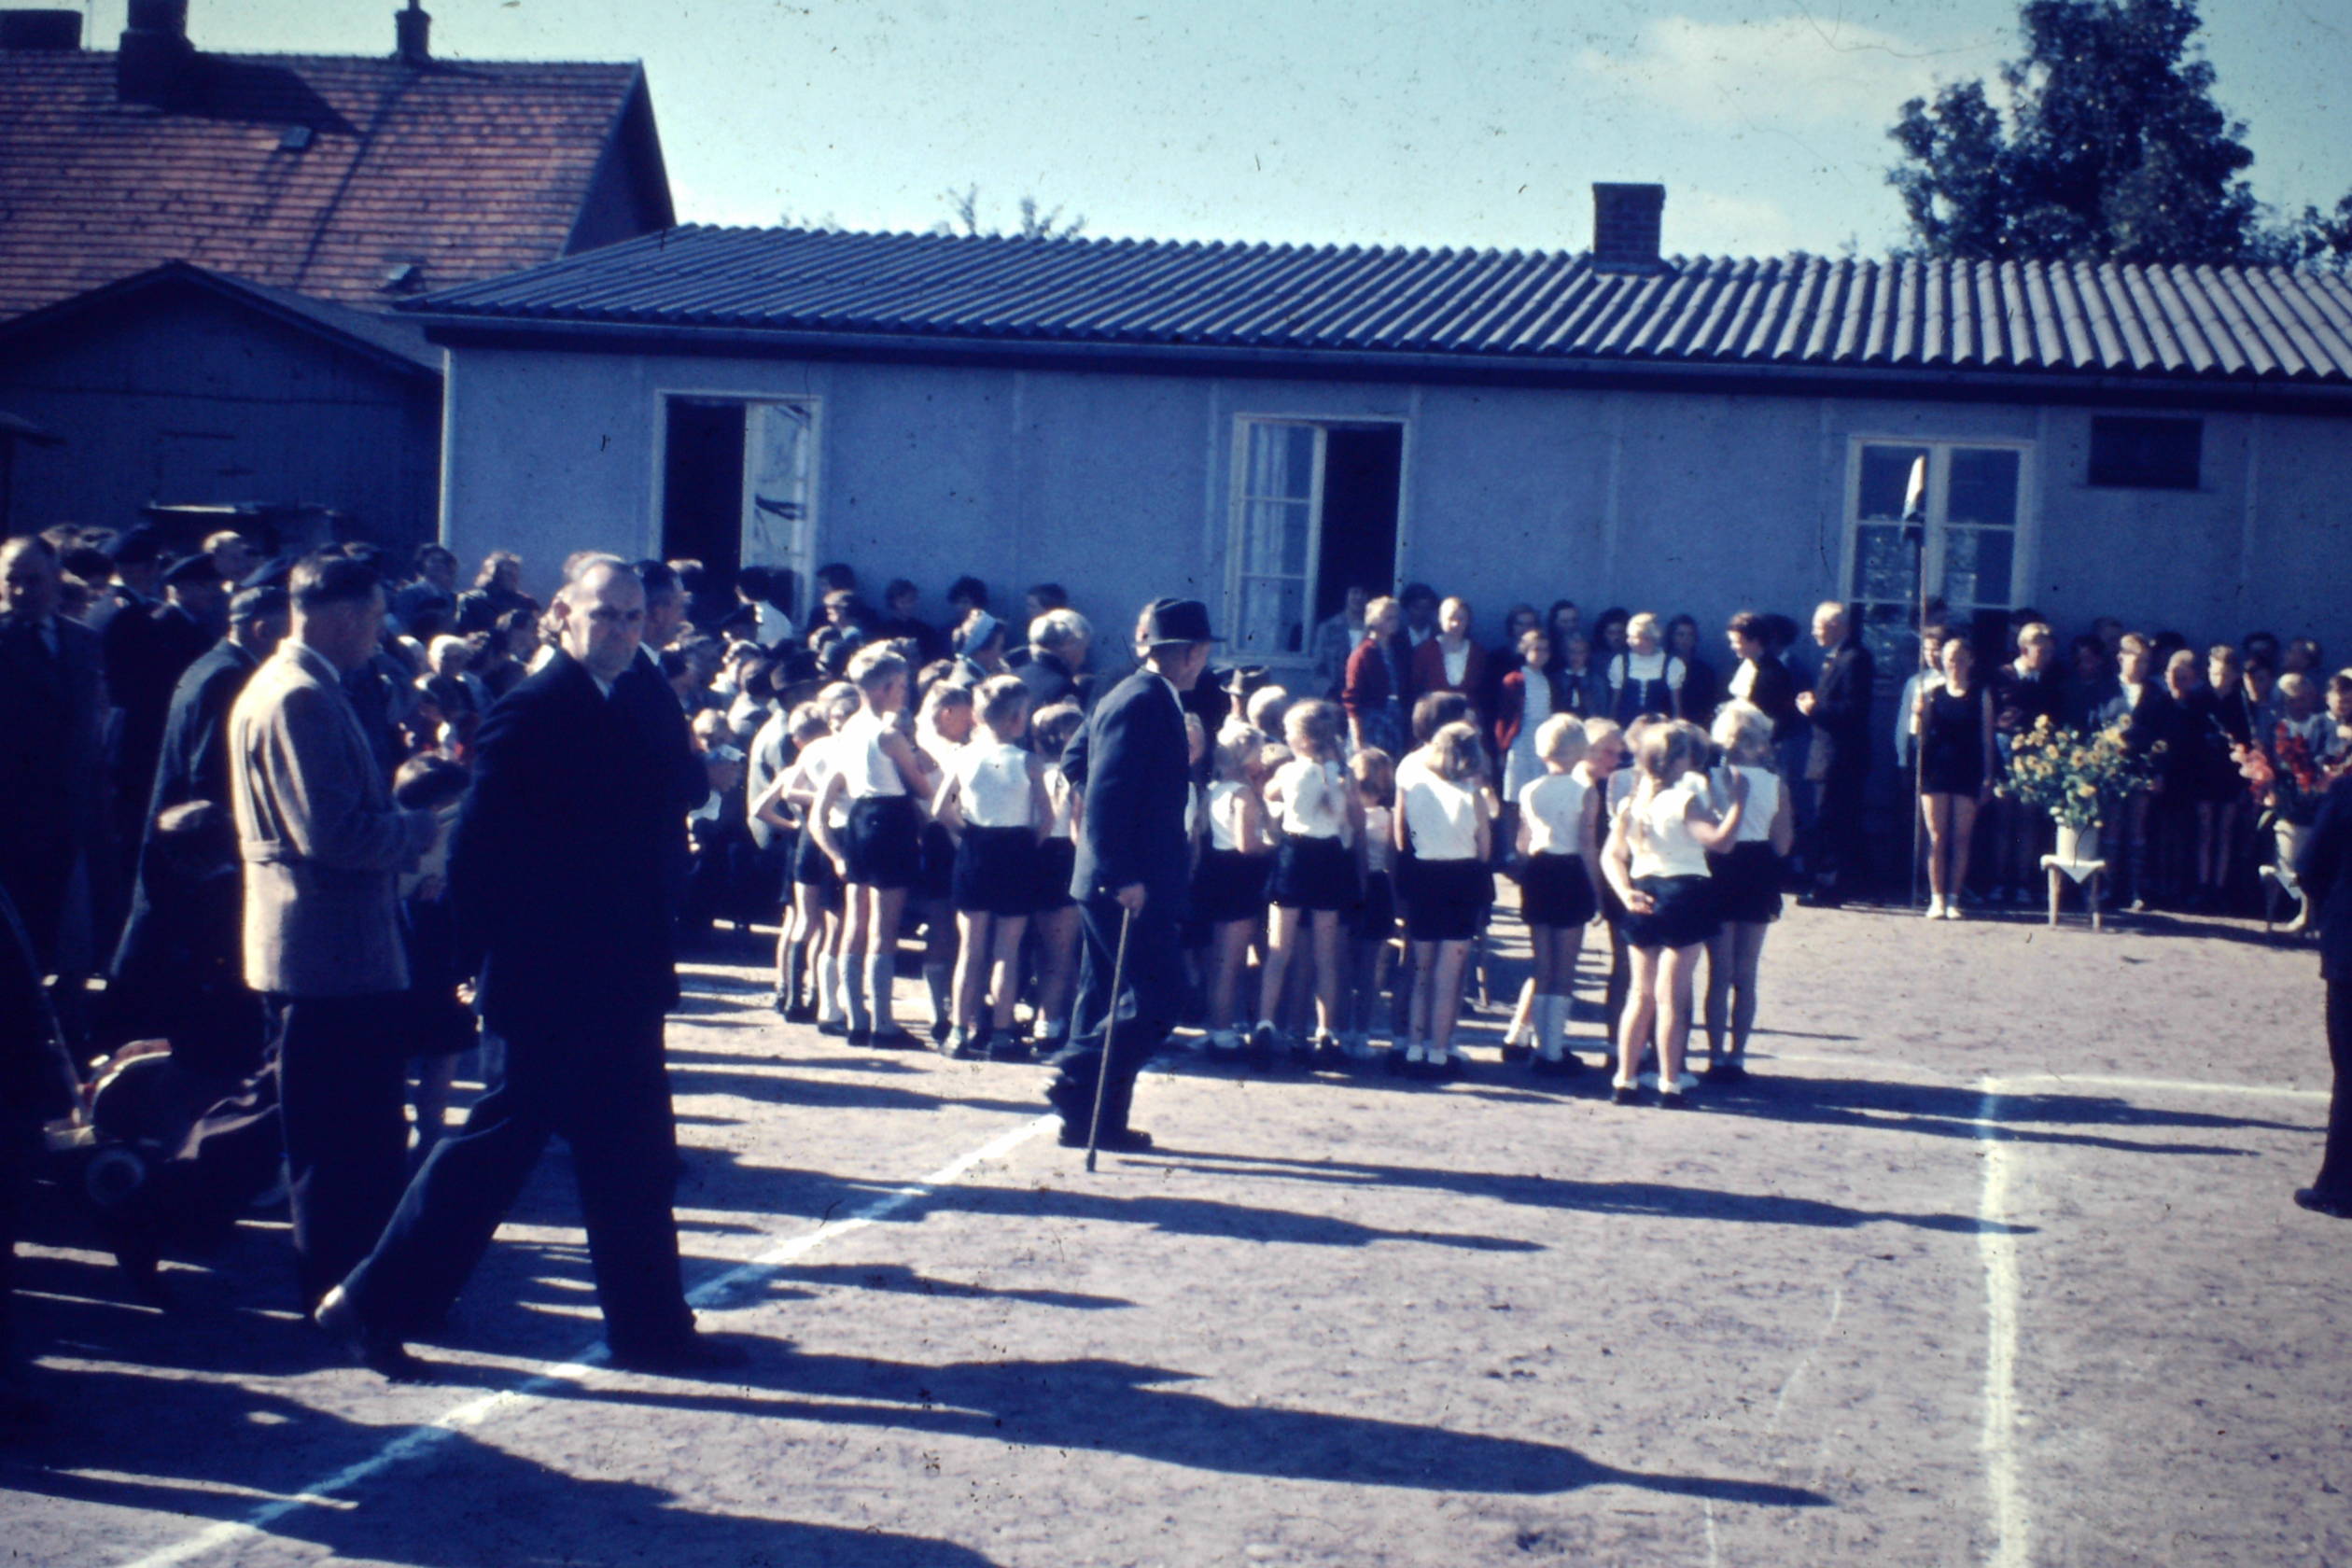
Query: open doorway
1227,418,1404,663
658,396,818,623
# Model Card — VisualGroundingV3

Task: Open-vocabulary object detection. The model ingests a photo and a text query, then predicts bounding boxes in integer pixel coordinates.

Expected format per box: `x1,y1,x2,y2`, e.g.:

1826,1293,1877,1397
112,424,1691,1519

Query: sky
65,0,2352,259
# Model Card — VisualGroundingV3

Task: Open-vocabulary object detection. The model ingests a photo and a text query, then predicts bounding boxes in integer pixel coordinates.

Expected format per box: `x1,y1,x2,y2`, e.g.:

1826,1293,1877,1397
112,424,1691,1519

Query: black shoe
818,1017,847,1037
1245,1022,1279,1072
945,1026,982,1060
315,1285,435,1384
1701,1058,1748,1085
1308,1034,1347,1071
1500,1042,1533,1065
987,1031,1033,1063
2293,1187,2352,1220
930,1015,954,1045
608,1333,751,1374
1529,1052,1584,1077
845,1027,873,1047
1058,1123,1155,1152
1611,1083,1642,1105
870,1027,921,1050
1657,1089,1691,1110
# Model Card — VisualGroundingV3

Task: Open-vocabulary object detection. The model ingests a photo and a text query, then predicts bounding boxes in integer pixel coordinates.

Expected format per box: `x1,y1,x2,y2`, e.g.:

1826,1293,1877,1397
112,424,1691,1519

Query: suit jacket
107,600,213,795
1061,665,1192,914
1733,655,1800,731
1812,636,1877,777
0,612,109,861
230,640,438,997
2301,776,2352,984
1016,650,1086,715
449,650,705,1034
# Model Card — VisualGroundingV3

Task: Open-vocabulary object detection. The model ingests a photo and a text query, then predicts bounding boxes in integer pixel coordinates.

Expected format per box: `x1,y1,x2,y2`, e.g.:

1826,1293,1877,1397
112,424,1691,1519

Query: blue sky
76,0,2352,258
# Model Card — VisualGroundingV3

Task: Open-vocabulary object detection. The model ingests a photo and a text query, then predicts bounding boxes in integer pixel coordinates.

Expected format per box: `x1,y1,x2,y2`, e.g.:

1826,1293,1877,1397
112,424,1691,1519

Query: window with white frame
1844,439,2031,674
1226,418,1403,663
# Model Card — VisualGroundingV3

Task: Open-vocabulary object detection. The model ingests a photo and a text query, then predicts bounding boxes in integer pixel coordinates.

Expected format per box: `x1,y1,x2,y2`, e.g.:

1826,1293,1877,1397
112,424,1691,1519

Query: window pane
1245,423,1317,503
1853,523,1918,605
1241,498,1312,577
1857,444,1929,522
1235,575,1307,657
1942,526,2015,610
1858,600,1918,681
1948,447,2020,527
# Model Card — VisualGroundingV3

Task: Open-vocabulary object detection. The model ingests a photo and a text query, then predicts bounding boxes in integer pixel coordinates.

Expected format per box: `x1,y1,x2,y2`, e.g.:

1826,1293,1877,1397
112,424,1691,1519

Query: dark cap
239,553,299,592
230,584,289,623
162,553,220,588
1139,597,1221,648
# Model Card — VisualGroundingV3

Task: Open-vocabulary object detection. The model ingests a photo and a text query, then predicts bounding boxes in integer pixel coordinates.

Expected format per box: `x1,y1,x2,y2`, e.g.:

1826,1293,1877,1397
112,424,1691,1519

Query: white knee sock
844,955,873,1032
1535,994,1561,1057
863,954,894,1031
815,954,843,1023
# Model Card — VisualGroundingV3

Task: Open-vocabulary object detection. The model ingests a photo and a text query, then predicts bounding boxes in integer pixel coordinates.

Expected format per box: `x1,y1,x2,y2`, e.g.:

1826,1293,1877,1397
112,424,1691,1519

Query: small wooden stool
2041,855,2108,931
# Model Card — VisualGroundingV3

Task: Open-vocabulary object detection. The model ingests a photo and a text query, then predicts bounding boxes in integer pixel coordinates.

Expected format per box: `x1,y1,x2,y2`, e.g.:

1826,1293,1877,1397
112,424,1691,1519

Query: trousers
1046,893,1183,1134
272,993,411,1309
340,1011,692,1353
2317,979,2352,1200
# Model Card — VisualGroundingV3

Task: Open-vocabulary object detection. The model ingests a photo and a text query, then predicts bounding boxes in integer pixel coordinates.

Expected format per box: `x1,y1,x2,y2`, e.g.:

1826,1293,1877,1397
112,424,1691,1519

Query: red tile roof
0,49,668,318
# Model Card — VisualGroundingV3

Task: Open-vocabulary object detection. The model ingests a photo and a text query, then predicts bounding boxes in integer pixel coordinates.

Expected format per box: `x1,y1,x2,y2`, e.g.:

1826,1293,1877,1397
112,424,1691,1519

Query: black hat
1139,597,1221,648
230,584,289,623
239,553,299,592
1218,664,1269,697
162,553,220,588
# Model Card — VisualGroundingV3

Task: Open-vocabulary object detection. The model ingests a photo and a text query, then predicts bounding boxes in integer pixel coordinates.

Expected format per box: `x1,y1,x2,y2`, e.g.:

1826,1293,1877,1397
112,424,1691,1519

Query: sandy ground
5,896,2347,1568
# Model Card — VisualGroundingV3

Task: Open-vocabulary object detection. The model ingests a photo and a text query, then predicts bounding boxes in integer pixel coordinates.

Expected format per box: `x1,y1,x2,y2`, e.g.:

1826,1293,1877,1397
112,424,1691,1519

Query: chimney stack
396,0,431,66
0,10,83,49
1590,183,1667,273
118,0,193,108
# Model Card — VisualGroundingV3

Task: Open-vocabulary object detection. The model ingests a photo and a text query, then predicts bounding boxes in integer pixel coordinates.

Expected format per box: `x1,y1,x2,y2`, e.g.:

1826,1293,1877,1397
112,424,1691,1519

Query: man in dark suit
2294,774,2352,1218
110,583,288,1067
1017,608,1094,714
1796,600,1877,906
318,555,735,1379
0,537,111,975
1043,598,1218,1152
107,554,225,847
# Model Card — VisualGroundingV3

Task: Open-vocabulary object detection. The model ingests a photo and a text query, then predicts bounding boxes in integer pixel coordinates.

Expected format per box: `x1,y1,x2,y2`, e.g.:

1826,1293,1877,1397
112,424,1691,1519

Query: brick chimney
0,10,83,49
1590,183,1667,273
118,0,195,108
396,0,431,66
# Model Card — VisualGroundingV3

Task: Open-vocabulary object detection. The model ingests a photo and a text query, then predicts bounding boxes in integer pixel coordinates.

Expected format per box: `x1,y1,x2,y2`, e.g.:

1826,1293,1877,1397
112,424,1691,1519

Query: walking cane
1084,903,1135,1173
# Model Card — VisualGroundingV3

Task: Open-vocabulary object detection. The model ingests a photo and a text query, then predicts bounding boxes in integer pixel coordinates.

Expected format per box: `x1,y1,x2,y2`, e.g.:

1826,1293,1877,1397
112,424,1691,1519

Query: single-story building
405,185,2352,685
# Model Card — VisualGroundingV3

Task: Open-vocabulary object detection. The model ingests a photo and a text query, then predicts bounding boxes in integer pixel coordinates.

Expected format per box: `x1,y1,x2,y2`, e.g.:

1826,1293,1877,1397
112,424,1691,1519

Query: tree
1887,0,2342,267
931,185,1085,241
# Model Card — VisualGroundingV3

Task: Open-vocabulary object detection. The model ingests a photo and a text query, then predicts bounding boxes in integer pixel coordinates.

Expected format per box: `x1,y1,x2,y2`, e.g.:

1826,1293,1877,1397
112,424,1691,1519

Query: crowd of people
5,522,2350,1408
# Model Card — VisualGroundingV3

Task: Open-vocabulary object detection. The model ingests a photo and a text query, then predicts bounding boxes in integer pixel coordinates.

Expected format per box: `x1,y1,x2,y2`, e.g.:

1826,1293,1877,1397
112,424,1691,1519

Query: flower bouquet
1999,716,2152,836
2236,727,2350,828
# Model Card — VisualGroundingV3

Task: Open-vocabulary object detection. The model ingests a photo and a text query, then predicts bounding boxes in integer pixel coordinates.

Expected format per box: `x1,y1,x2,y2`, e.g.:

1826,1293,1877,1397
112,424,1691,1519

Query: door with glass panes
1844,440,2030,677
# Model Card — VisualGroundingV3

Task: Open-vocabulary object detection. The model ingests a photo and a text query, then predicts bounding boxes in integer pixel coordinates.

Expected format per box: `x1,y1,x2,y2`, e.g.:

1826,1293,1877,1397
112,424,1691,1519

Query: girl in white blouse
1395,721,1493,1076
1505,716,1605,1073
933,676,1048,1059
1603,721,1744,1105
1253,700,1363,1067
1196,735,1272,1058
1702,702,1794,1083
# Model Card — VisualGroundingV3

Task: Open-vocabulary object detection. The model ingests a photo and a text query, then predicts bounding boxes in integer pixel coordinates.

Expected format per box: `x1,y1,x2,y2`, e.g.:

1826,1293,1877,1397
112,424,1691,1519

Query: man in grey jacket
230,552,439,1309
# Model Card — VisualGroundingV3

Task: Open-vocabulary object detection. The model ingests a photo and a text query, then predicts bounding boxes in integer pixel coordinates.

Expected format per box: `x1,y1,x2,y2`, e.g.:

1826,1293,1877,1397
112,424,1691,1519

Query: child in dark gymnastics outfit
1505,716,1603,1074
934,676,1046,1060
1702,701,1794,1081
766,682,861,1030
1195,734,1272,1059
1252,699,1363,1070
1603,720,1744,1107
809,646,937,1046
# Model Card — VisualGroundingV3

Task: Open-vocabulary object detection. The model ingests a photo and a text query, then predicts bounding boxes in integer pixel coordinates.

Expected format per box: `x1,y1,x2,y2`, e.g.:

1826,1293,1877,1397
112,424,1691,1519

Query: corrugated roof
411,224,2352,387
0,49,665,317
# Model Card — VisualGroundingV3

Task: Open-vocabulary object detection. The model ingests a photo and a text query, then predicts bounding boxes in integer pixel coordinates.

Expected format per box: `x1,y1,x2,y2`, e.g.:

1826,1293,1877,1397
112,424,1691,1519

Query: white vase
2055,820,2100,865
2275,820,2311,888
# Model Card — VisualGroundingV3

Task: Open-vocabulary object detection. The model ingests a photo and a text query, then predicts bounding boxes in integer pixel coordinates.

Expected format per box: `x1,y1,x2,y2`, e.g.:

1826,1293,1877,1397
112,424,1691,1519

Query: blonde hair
1427,721,1482,782
846,643,908,693
973,673,1030,730
919,679,973,721
1626,721,1709,855
1362,595,1397,627
1581,715,1624,751
1031,700,1084,759
1283,697,1343,759
1350,746,1395,807
1533,713,1588,767
2017,622,2053,651
819,680,861,726
2164,648,2200,679
1710,700,1775,763
2277,672,2315,701
1214,733,1256,782
1246,684,1291,735
787,701,831,743
1626,610,1660,644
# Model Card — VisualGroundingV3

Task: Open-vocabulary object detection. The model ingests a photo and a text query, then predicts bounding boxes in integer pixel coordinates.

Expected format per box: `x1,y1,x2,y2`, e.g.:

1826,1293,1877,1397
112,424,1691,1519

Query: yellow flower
2076,781,2097,796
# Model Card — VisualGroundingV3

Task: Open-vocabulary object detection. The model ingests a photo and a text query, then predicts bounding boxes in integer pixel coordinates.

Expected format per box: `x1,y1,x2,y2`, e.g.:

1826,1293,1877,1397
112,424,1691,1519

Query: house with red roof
0,0,671,551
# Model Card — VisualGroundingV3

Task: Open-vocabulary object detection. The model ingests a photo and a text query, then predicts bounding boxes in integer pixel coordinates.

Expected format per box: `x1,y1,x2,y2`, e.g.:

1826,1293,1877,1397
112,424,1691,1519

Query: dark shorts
1029,836,1076,913
1351,868,1397,938
791,825,842,907
953,826,1040,916
1518,850,1597,929
1192,847,1268,925
1618,873,1717,950
1268,833,1358,913
1404,856,1490,944
1707,841,1784,925
844,794,922,889
917,819,958,902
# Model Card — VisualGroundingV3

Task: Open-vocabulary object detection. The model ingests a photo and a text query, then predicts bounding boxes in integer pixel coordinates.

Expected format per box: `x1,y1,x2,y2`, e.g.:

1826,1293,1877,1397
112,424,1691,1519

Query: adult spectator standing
455,551,534,634
108,555,226,850
391,545,459,636
229,553,441,1310
2293,773,2352,1219
1796,600,1876,907
636,559,688,652
0,538,110,977
874,579,943,663
318,556,733,1377
1019,608,1093,713
111,584,289,1057
83,525,163,636
1043,598,1218,1152
1309,585,1369,699
204,529,259,589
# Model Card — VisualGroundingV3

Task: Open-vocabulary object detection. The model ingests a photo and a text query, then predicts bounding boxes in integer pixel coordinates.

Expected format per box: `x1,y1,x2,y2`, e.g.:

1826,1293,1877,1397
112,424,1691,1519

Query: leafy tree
931,185,1085,241
1887,0,2343,267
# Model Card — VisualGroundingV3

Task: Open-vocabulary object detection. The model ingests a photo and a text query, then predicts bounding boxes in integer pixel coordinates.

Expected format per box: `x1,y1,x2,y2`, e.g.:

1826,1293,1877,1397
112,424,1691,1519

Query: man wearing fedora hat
1043,597,1219,1150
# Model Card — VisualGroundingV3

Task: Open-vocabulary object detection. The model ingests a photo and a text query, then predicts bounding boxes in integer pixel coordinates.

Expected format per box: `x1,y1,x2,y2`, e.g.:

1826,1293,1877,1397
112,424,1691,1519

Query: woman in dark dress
2166,648,2238,911
1667,614,1719,726
1989,622,2065,903
1914,636,1995,919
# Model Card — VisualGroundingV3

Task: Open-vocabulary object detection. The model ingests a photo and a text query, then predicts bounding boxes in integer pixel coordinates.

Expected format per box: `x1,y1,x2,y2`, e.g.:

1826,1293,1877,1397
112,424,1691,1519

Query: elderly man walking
229,552,440,1309
318,555,734,1379
1796,599,1876,908
1043,598,1218,1152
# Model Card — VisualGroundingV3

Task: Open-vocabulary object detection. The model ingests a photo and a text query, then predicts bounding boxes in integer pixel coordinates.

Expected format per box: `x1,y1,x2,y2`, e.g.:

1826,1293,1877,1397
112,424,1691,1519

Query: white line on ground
1976,1078,2027,1568
1756,1052,2329,1103
117,1111,1061,1568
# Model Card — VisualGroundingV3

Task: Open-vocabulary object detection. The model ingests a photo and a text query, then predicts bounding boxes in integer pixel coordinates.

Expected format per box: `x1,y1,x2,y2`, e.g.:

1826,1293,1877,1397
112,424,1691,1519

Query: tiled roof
0,50,664,317
413,224,2352,388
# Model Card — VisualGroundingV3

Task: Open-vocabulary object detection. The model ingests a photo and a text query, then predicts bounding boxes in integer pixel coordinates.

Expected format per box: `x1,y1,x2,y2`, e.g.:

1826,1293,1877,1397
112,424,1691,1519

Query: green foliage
1887,0,2344,268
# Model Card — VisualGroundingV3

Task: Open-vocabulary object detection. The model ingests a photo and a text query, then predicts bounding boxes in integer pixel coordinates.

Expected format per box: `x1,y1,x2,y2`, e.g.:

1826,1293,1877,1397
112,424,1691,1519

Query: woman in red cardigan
1341,595,1407,756
1408,596,1489,727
